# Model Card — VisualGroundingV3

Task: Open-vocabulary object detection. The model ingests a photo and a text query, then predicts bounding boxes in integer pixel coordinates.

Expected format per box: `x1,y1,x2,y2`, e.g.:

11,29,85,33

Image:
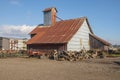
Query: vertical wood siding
67,20,91,51
28,43,67,51
89,35,107,50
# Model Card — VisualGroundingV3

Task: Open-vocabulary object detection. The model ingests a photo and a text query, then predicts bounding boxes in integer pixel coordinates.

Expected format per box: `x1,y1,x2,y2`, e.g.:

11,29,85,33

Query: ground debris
28,49,107,61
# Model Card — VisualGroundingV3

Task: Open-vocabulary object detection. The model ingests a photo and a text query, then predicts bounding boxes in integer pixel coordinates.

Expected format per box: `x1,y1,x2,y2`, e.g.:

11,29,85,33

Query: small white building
10,38,27,50
0,37,10,50
18,39,27,50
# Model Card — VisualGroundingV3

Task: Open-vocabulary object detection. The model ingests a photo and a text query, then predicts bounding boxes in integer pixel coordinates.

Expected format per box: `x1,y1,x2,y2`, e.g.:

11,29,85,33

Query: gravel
0,57,120,80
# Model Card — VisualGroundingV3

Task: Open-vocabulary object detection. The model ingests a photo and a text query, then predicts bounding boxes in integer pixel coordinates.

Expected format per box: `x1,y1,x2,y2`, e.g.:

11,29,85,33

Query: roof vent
43,7,57,26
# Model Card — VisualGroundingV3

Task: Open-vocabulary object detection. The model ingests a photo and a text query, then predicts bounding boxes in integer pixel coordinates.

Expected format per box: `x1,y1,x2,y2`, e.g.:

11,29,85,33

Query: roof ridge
36,26,50,28
56,17,86,23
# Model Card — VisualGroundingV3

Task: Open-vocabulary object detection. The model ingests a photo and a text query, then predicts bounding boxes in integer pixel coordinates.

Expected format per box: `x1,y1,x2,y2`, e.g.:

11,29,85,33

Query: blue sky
0,0,120,44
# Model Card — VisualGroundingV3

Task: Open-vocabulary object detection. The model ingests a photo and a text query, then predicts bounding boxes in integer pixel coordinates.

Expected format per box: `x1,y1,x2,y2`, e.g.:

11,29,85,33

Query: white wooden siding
67,20,91,51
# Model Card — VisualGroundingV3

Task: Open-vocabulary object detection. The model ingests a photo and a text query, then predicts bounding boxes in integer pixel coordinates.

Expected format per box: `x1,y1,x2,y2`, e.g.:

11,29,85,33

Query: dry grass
0,57,120,80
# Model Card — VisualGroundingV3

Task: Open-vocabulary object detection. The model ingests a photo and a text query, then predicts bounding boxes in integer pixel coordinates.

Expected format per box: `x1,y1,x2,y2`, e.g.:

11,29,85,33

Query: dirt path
0,57,120,80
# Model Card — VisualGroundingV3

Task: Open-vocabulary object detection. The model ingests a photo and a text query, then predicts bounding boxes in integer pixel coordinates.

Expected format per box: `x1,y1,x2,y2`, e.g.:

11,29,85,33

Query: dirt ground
0,57,120,80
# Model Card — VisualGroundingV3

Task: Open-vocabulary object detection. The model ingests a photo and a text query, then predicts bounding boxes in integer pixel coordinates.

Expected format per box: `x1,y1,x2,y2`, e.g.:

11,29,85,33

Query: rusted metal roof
29,26,50,34
27,26,49,44
27,17,87,44
90,34,111,46
27,17,94,44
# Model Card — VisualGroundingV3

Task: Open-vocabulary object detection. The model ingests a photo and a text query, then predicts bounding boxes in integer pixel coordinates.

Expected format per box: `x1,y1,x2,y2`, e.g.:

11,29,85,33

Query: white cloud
10,0,21,6
0,25,35,38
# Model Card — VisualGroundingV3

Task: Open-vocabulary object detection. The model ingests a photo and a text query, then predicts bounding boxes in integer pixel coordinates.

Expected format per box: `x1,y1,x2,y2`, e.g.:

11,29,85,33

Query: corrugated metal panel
44,11,52,25
27,27,49,44
37,18,84,43
27,17,87,44
67,20,91,51
43,7,57,26
29,26,50,34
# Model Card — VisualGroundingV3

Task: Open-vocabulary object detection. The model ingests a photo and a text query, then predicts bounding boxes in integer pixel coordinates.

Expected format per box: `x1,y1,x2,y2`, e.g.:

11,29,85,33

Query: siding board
67,20,91,51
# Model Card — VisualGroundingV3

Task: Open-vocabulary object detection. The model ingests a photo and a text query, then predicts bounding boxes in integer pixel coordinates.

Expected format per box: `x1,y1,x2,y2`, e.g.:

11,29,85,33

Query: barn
27,7,111,51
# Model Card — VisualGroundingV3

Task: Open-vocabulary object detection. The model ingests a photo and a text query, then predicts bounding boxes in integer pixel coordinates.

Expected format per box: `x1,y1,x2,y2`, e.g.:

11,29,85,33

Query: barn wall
28,43,67,51
89,35,105,50
67,20,91,51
